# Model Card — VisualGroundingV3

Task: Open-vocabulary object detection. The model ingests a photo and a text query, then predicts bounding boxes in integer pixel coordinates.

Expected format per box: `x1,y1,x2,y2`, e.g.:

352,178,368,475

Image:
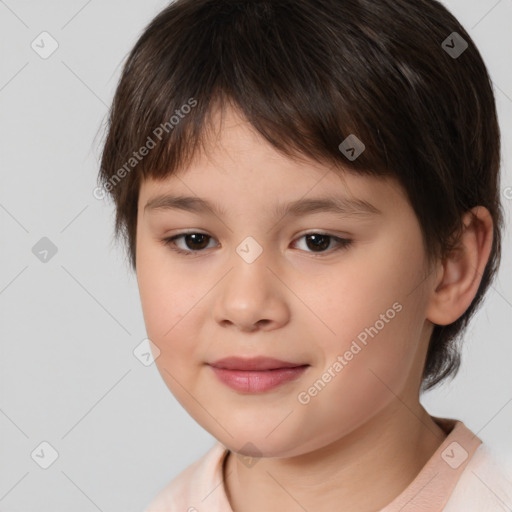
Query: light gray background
0,1,511,511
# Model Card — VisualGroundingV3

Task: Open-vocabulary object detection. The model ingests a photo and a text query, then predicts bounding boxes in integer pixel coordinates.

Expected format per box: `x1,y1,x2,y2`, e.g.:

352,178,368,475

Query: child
98,0,512,510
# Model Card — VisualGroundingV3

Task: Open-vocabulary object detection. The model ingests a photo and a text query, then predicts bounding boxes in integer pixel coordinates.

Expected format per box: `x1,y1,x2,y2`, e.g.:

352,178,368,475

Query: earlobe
426,206,494,326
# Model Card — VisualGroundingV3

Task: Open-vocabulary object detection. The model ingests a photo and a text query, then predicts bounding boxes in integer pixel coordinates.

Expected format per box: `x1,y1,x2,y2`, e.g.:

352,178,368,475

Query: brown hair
98,0,503,391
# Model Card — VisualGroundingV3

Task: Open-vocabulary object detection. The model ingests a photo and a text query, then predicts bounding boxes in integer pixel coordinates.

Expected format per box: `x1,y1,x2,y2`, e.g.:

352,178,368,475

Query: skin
135,106,494,512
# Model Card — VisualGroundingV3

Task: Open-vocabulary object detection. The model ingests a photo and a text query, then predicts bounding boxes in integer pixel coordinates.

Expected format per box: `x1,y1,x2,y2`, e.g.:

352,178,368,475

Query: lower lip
209,365,309,393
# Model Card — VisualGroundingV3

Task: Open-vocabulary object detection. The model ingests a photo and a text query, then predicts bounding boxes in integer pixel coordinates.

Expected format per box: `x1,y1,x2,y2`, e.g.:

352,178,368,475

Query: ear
425,206,494,326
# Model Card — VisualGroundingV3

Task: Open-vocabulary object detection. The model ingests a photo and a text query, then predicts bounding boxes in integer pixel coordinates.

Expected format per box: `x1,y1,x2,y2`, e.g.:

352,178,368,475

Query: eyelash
161,231,353,257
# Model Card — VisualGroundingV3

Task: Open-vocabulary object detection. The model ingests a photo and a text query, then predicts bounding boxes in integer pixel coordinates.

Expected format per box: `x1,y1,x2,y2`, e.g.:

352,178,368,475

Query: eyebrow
144,194,381,219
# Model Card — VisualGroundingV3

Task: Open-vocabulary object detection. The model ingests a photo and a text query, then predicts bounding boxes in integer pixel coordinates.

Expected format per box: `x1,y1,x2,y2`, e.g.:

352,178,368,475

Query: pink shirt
144,416,512,511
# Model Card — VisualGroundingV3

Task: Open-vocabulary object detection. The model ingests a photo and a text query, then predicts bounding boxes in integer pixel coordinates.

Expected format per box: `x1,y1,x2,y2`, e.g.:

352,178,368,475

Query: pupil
307,234,329,251
187,233,208,250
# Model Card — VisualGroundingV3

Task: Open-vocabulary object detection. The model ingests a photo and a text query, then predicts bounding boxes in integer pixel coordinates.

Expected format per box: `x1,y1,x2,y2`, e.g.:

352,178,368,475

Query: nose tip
213,258,291,332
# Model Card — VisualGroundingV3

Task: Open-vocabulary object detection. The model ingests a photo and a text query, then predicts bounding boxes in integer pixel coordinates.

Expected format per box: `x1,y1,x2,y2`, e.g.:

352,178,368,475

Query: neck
224,404,447,512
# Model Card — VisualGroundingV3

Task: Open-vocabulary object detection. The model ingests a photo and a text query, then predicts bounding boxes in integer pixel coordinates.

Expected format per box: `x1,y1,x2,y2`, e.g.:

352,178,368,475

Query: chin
211,426,306,458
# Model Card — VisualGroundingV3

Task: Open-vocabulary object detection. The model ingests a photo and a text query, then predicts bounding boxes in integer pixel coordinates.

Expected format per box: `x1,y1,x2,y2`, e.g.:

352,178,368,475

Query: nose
212,252,291,333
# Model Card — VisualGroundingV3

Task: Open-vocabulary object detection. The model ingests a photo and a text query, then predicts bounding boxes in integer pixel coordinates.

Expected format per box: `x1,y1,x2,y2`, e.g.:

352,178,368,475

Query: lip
208,357,309,393
209,356,306,371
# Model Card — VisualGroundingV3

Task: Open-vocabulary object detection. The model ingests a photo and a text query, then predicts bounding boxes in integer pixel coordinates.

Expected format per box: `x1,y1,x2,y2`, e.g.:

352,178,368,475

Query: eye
292,233,352,254
161,231,352,257
162,232,217,256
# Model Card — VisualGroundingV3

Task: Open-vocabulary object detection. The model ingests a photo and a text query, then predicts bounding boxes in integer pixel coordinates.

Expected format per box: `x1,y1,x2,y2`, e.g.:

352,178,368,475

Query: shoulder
142,442,230,512
444,443,512,511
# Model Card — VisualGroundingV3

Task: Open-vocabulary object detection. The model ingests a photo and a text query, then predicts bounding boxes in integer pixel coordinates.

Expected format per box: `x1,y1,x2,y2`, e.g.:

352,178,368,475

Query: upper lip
208,356,308,371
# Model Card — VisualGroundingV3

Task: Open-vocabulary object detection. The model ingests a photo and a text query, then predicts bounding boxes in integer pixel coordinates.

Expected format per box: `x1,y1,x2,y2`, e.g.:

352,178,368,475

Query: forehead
138,106,407,219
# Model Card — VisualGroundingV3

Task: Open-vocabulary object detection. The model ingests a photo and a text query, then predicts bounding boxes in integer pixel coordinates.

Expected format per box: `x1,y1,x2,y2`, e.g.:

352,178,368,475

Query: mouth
207,356,310,393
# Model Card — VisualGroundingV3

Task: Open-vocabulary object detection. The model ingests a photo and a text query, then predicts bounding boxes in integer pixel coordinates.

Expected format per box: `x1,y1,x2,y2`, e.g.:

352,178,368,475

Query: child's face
136,107,438,457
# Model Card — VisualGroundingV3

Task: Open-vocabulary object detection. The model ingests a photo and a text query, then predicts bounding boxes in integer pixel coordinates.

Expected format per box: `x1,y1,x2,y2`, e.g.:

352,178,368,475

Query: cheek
137,261,209,410
136,238,204,373
137,229,188,331
306,229,428,387
293,288,425,452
